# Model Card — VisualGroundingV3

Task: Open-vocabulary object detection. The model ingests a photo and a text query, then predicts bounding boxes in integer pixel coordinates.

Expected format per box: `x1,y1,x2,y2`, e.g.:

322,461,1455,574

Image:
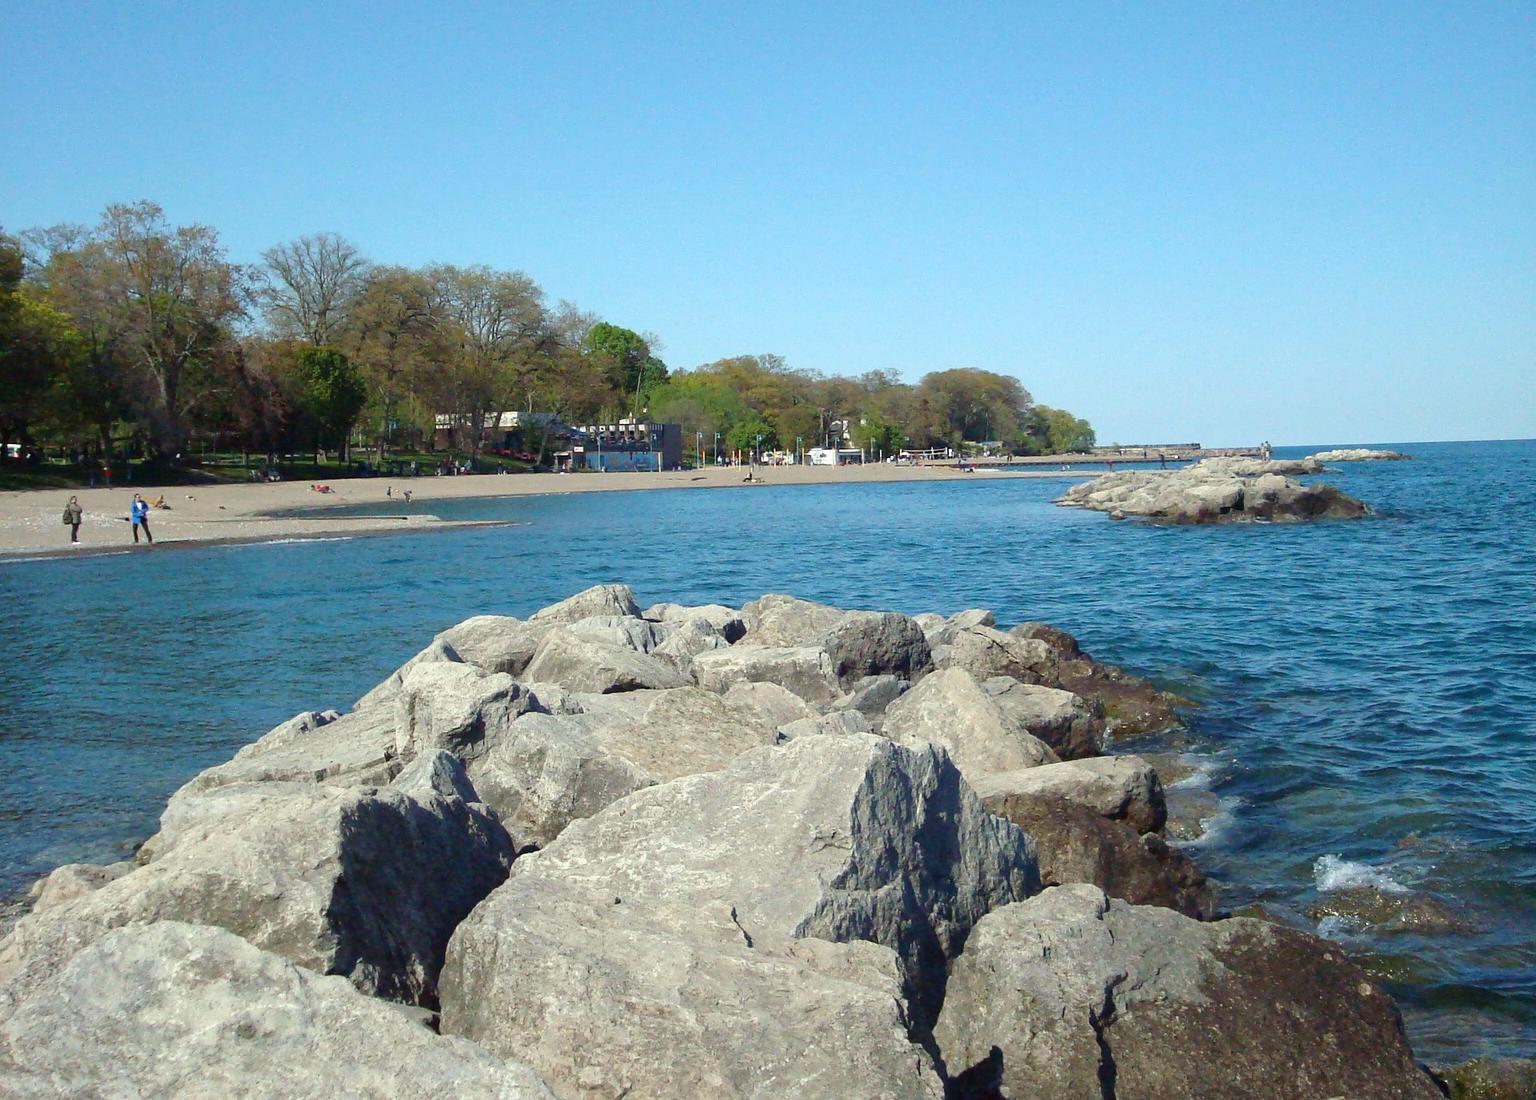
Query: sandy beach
0,462,1086,560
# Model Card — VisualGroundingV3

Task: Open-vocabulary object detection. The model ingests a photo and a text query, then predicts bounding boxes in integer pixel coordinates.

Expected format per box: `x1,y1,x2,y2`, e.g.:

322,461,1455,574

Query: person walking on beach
62,495,83,544
129,493,153,544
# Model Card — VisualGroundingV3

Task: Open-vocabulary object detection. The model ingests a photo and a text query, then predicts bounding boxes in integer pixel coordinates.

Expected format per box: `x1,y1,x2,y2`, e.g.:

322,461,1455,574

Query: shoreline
0,463,1089,561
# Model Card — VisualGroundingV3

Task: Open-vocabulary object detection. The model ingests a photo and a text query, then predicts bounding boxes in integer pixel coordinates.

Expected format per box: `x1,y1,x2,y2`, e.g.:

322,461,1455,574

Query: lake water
2,439,1533,1066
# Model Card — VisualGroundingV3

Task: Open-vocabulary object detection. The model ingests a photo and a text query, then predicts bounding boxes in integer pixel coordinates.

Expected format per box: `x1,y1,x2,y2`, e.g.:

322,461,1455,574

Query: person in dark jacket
62,496,83,544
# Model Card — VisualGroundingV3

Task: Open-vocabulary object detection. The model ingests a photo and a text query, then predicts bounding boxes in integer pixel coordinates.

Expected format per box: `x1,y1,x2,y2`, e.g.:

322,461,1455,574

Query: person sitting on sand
151,494,169,510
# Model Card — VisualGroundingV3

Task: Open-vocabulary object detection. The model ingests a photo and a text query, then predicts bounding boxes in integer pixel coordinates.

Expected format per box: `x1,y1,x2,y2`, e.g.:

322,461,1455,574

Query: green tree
583,322,668,417
0,233,78,452
291,346,367,457
726,410,775,456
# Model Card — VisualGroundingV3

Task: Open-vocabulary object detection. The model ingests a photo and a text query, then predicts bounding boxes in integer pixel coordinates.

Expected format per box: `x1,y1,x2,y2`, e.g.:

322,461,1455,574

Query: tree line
0,201,1095,469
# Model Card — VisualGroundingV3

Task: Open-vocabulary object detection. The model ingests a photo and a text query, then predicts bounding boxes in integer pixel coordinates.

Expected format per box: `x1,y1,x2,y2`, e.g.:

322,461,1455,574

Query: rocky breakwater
1058,456,1370,524
1308,448,1411,462
0,585,1443,1098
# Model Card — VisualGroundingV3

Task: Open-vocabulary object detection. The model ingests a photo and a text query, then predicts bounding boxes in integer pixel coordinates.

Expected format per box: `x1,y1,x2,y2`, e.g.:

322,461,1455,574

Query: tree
343,266,441,456
583,322,668,417
1024,405,1096,454
726,410,775,456
911,368,1032,448
0,233,78,453
291,346,367,457
259,233,370,346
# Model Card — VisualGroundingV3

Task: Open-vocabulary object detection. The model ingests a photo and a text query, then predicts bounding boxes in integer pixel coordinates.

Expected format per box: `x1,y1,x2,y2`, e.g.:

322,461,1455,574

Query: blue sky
4,1,1532,446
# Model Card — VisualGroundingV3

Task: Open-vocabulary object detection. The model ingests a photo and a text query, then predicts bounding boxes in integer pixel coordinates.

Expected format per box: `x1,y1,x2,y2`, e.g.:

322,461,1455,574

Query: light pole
796,436,802,465
713,433,720,467
696,430,702,468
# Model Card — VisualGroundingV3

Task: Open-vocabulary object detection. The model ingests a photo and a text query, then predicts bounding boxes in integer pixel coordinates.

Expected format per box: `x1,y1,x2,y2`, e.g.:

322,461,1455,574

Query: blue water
2,439,1533,1065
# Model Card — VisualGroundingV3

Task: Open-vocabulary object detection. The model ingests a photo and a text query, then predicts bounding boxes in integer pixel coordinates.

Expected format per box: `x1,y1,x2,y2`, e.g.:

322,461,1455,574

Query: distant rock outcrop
1309,448,1411,462
1057,457,1368,523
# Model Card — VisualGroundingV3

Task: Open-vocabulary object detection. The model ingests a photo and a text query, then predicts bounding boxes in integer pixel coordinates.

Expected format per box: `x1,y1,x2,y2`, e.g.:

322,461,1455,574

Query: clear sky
4,1,1532,446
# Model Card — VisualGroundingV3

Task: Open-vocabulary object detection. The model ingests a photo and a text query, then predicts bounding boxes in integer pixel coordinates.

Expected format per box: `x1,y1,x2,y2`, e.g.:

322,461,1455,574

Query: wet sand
0,463,1086,560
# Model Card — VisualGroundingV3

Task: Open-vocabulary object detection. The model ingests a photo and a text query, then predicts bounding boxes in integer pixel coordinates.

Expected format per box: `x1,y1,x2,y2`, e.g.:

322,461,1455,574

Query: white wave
1169,754,1219,790
1313,854,1409,895
1179,795,1242,849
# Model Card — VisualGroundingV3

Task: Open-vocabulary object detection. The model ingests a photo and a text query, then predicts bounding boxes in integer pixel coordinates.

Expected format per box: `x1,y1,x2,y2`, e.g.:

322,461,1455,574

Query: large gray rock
981,677,1103,759
644,601,747,643
169,704,399,800
24,862,133,914
692,645,841,706
828,674,910,729
1057,461,1367,524
440,736,1038,1098
936,885,1441,1100
2,765,513,1007
354,637,463,710
652,617,732,664
565,614,670,653
930,608,996,647
467,686,792,850
723,680,819,726
394,662,540,762
523,627,690,694
529,583,641,625
1308,448,1410,462
0,921,556,1099
972,755,1167,834
882,668,1059,781
436,614,553,677
943,626,1061,686
740,593,847,646
822,611,934,689
1011,623,1186,738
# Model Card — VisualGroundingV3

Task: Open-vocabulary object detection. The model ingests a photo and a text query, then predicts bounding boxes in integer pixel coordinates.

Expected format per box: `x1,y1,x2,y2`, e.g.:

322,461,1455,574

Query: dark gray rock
822,611,934,689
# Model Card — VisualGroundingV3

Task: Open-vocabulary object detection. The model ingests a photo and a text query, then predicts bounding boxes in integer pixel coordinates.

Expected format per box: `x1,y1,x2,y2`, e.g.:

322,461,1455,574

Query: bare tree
259,233,370,346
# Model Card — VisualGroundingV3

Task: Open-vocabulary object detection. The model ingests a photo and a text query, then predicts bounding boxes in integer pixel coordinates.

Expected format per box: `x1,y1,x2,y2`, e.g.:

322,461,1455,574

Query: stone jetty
1308,448,1411,462
0,586,1443,1098
1057,456,1369,524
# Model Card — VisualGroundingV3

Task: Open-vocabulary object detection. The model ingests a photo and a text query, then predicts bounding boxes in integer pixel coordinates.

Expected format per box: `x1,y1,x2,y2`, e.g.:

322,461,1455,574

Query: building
568,418,683,472
433,410,560,452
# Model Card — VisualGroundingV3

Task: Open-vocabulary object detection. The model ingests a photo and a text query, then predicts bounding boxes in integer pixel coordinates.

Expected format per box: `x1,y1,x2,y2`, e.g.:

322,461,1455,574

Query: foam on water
1314,854,1410,895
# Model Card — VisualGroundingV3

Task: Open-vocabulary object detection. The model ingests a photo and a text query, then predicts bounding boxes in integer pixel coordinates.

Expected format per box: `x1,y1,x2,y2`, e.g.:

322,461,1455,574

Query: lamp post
795,436,802,465
713,433,720,467
696,430,702,468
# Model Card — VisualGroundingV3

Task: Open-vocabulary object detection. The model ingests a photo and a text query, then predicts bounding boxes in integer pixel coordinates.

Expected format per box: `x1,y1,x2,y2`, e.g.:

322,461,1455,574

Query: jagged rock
441,736,1037,1100
1309,448,1410,462
973,755,1166,835
1013,623,1186,737
394,662,540,762
468,686,792,850
168,704,399,803
354,637,463,710
935,885,1442,1100
434,615,553,677
2,769,514,1007
882,668,1059,780
1057,460,1367,524
928,608,996,647
822,611,934,689
565,614,670,653
653,617,732,664
0,921,556,1098
644,601,748,642
723,681,819,726
529,583,641,625
522,627,690,694
692,645,841,706
25,862,132,914
943,626,1061,686
981,677,1103,759
912,612,946,642
740,593,847,646
828,674,910,728
984,792,1213,918
775,710,874,740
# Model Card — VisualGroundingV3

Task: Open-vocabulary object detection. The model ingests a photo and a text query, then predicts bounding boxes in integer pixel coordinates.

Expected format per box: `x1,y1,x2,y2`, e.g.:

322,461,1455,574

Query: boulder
436,614,554,676
928,608,995,647
565,614,670,653
981,677,1103,759
944,626,1060,686
468,686,792,850
439,736,1038,1098
165,703,399,803
723,680,819,726
692,645,841,706
394,662,540,762
1308,448,1410,462
828,674,910,728
2,766,514,1007
24,862,132,914
0,921,556,1099
1012,623,1186,737
644,601,748,642
822,611,934,689
1433,1057,1536,1100
529,583,641,625
775,711,875,740
740,593,847,646
983,793,1213,918
354,637,462,710
1056,462,1367,524
882,668,1059,781
972,755,1166,835
522,627,690,694
935,885,1442,1100
652,617,732,664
